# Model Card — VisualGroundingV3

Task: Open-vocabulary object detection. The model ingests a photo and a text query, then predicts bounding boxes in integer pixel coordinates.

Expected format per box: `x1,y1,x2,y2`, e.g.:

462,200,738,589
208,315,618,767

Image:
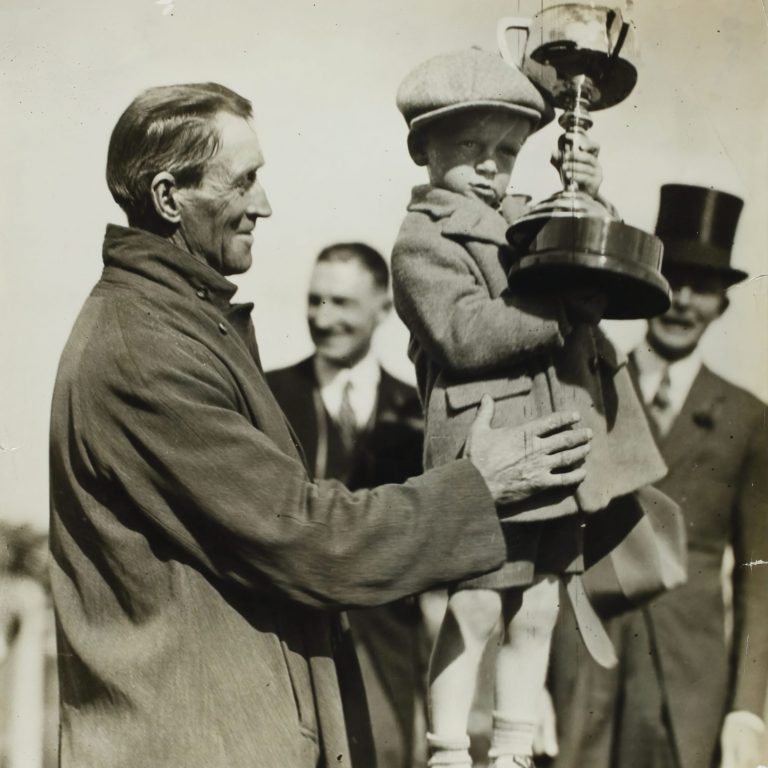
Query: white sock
488,712,535,760
426,732,472,767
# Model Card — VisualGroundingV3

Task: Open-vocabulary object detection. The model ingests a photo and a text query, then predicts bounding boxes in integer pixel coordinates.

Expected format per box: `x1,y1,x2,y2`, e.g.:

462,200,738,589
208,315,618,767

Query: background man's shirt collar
634,340,703,418
314,352,380,426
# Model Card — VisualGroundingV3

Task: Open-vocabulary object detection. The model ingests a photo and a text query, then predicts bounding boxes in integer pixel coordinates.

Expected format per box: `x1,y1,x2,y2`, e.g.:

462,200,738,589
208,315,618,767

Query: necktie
648,366,674,436
336,380,358,452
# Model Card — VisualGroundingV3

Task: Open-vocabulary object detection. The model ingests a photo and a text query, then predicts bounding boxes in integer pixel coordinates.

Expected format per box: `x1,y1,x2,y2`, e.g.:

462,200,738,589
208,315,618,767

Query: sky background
1,0,766,529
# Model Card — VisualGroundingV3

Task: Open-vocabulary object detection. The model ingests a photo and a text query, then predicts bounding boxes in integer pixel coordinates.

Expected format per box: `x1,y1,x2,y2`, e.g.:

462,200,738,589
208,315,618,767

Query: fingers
541,427,592,454
529,410,582,437
468,395,494,442
561,131,600,155
478,393,494,423
548,443,591,470
549,465,587,487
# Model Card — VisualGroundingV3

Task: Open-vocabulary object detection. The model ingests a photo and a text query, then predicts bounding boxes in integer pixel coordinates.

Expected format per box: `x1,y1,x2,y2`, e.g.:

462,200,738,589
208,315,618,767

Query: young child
391,48,668,768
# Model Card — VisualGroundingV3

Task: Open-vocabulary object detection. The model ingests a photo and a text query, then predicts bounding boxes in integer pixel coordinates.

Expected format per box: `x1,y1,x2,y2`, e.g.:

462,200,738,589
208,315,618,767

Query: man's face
647,266,729,360
419,109,532,208
307,259,390,367
175,112,272,275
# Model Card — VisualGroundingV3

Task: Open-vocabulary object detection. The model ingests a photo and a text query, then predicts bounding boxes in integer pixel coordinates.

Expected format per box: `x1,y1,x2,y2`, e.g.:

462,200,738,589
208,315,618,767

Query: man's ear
150,172,182,225
718,293,730,317
376,294,393,325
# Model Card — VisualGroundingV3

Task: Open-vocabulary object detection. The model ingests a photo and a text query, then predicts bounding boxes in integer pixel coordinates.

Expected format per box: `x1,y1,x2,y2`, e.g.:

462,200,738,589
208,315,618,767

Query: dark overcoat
48,225,507,768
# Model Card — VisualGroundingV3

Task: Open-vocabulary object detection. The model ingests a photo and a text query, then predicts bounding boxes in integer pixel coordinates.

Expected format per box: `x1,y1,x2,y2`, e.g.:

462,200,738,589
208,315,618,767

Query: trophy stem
558,75,594,193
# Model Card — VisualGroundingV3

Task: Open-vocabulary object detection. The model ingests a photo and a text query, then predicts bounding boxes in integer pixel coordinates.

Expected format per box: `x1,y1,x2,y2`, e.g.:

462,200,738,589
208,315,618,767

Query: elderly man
544,184,768,768
268,242,427,768
49,82,593,768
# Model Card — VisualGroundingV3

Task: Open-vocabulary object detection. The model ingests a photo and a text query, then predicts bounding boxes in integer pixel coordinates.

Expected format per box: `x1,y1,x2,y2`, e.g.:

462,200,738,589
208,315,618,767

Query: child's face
419,109,532,207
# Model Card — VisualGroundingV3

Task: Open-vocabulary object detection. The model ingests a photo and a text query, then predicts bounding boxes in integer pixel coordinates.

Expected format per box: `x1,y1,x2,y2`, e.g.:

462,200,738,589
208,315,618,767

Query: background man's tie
648,366,675,437
336,380,358,452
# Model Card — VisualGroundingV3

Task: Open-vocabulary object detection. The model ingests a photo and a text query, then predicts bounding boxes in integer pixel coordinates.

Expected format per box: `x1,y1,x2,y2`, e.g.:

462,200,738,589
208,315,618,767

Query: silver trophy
498,3,670,319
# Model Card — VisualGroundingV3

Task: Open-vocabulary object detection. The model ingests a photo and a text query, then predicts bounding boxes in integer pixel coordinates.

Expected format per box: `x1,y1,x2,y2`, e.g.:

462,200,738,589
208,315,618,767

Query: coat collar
407,185,529,247
101,224,251,316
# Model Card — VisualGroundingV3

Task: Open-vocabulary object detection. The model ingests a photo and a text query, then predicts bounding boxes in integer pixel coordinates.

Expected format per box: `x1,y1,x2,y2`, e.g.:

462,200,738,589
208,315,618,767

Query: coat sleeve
391,218,569,377
82,311,505,611
729,406,768,715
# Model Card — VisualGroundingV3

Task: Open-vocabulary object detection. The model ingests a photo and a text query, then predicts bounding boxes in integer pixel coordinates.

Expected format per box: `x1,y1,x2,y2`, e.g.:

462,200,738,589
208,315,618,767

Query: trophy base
506,216,670,320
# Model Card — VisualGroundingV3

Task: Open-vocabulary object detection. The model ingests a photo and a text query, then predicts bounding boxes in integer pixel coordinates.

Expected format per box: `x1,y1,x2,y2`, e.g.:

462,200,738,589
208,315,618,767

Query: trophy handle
496,16,530,69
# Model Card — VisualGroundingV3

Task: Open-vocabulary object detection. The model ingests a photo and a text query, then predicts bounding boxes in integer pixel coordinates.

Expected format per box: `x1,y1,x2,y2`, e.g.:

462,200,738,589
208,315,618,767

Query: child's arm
392,224,571,377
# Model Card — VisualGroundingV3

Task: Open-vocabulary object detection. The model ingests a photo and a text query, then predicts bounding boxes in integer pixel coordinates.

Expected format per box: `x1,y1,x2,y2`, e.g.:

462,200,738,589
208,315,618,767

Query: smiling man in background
267,243,428,768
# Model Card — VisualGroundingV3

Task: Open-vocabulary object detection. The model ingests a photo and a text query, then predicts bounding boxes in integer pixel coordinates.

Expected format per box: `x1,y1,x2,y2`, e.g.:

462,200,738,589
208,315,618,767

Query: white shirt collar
314,351,381,426
634,341,703,418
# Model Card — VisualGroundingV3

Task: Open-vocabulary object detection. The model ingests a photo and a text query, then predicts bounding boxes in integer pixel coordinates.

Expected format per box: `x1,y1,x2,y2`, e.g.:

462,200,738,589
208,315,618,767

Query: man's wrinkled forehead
206,111,264,177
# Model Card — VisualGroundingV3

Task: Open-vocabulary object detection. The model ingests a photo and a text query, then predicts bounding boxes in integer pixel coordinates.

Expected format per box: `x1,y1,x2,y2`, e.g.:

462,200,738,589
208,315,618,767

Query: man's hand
551,131,603,197
719,711,765,768
465,396,591,506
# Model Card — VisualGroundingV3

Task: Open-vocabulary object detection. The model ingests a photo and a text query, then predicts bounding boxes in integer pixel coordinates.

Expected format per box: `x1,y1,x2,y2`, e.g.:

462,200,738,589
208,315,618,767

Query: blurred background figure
0,522,56,768
267,242,428,768
543,184,768,768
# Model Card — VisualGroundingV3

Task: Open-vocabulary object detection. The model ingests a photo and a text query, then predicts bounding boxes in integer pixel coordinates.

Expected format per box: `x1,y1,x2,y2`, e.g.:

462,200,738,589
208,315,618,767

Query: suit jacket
266,357,424,490
642,363,768,768
547,362,768,768
391,185,666,521
267,358,427,768
49,224,507,768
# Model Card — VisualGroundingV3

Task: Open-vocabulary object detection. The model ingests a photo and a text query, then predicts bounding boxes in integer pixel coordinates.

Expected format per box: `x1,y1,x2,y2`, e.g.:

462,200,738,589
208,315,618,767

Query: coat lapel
658,367,723,473
407,185,529,300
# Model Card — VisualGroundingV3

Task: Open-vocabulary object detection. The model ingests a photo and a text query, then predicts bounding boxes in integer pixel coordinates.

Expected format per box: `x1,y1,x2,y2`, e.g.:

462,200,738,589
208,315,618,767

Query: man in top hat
543,183,768,768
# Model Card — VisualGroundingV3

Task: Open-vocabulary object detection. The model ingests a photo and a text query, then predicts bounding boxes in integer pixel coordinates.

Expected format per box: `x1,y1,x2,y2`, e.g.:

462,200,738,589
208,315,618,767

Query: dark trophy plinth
498,4,670,319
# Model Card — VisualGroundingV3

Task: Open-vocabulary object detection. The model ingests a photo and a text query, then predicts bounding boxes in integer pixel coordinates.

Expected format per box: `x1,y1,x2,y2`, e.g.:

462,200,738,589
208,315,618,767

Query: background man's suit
267,356,428,768
547,360,768,768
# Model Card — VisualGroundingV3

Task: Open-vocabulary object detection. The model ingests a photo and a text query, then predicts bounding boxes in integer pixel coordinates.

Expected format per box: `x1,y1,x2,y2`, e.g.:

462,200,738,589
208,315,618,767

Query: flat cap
396,48,554,135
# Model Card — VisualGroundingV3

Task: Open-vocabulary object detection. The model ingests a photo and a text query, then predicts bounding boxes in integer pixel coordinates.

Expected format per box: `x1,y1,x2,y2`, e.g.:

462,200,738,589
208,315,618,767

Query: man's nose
673,285,693,307
246,183,272,218
672,285,693,308
310,301,336,329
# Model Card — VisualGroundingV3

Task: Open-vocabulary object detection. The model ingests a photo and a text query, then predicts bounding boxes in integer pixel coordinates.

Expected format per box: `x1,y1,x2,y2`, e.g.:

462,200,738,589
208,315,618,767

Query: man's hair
316,242,390,291
106,82,252,225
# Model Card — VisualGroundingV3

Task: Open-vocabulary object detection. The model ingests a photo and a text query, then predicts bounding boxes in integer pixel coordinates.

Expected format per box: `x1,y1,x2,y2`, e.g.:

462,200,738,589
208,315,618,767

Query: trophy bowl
498,3,670,319
521,2,638,110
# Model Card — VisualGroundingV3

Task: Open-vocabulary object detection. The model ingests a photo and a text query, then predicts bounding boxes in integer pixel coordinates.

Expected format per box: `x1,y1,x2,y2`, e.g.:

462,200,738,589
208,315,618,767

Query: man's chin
221,250,253,276
648,326,700,360
316,348,352,366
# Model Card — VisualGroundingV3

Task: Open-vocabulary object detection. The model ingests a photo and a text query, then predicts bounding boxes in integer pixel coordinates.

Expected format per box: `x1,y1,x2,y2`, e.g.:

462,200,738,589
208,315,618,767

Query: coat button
589,355,599,372
218,322,228,335
196,288,208,300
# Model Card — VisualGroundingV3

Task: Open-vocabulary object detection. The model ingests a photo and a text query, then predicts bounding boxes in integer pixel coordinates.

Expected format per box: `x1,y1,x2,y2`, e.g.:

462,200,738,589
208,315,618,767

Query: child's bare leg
490,575,560,767
427,588,502,767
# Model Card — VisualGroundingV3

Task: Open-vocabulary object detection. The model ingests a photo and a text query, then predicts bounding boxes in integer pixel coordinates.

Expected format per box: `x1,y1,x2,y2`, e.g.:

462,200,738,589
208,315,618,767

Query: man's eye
238,170,257,190
460,140,477,149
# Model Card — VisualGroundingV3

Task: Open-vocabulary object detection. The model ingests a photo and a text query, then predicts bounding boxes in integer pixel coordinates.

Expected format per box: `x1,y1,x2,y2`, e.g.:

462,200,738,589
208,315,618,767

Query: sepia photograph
1,1,766,766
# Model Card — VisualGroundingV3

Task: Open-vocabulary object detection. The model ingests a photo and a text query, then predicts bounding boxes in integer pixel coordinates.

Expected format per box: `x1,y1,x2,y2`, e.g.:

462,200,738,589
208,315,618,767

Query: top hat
655,184,748,285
